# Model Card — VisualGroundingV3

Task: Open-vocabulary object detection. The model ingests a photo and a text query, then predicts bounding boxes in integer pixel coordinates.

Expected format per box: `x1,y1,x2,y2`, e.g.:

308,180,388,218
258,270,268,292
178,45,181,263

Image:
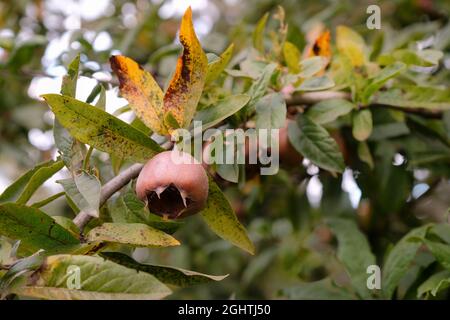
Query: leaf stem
83,146,94,171
30,192,65,208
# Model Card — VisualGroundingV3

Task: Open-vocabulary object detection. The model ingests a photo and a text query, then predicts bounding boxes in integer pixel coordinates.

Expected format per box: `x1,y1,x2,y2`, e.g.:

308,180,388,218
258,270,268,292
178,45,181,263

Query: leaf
0,203,79,253
54,120,85,171
352,109,373,141
86,223,180,247
0,160,57,204
61,54,79,97
424,240,450,270
374,87,450,111
253,12,269,52
299,56,328,78
361,62,406,103
306,99,355,125
288,116,345,173
193,94,250,130
57,171,101,218
110,55,166,134
247,63,277,106
95,85,106,110
15,254,171,300
296,75,335,91
283,41,301,73
255,92,287,130
382,225,431,299
200,178,255,254
417,270,450,298
336,26,368,67
430,224,450,244
357,142,374,169
109,188,182,234
16,160,64,205
377,49,443,67
101,252,227,287
205,43,234,84
281,278,356,300
43,94,163,163
327,218,376,299
163,7,208,130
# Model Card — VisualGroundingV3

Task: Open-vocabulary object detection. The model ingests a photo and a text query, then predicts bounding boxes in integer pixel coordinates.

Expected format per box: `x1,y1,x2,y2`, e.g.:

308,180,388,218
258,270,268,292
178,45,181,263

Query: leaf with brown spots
0,203,79,254
200,178,255,255
163,7,208,130
110,55,167,134
86,223,180,247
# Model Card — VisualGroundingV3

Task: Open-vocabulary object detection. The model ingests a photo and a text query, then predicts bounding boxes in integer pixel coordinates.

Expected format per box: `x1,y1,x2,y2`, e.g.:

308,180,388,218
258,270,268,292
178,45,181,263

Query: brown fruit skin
278,119,303,167
136,151,209,219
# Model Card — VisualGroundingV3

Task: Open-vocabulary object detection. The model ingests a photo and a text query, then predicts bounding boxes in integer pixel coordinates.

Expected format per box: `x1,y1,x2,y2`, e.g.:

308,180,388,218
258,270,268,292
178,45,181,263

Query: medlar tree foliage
1,1,450,300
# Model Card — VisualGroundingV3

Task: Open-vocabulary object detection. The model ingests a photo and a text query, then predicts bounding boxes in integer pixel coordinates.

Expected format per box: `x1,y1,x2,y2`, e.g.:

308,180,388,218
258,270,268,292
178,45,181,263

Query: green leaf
374,87,450,111
200,178,255,254
377,49,443,67
357,142,374,169
417,270,450,298
253,12,269,52
86,223,180,247
247,63,277,106
255,92,287,130
43,94,163,163
281,278,356,300
205,44,234,84
15,254,171,300
101,252,227,287
430,224,450,244
61,54,80,97
53,120,85,171
306,99,355,125
57,171,101,218
361,62,406,103
299,56,328,78
382,225,431,299
288,116,345,173
109,188,181,234
424,240,450,270
193,94,250,130
16,160,64,205
0,160,57,204
0,203,79,253
94,85,106,110
327,218,376,299
283,41,301,73
352,109,373,141
296,75,335,91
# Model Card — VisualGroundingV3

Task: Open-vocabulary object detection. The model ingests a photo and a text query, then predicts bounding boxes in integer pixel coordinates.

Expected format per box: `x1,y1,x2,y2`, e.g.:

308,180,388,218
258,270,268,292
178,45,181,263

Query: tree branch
73,163,144,231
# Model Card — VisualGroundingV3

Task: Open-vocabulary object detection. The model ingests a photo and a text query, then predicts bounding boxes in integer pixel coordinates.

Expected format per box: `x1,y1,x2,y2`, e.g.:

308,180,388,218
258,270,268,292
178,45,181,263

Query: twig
73,163,144,231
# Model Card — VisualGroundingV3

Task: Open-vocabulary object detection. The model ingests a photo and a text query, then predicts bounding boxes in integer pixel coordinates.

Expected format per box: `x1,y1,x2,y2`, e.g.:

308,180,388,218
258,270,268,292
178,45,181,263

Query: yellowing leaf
163,7,208,130
110,55,167,134
336,26,367,67
283,41,301,73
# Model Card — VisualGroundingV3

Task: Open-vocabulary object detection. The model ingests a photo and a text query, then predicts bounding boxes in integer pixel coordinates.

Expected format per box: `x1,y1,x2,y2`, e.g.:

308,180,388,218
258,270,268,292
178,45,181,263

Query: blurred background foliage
1,0,450,299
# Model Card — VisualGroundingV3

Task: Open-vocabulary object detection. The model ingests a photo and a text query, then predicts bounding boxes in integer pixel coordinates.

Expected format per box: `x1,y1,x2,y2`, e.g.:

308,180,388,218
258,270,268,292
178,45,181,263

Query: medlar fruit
136,151,209,219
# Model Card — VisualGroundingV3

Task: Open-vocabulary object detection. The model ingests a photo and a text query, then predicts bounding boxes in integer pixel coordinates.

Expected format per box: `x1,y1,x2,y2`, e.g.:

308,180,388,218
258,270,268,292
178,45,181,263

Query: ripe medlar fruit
136,151,209,219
